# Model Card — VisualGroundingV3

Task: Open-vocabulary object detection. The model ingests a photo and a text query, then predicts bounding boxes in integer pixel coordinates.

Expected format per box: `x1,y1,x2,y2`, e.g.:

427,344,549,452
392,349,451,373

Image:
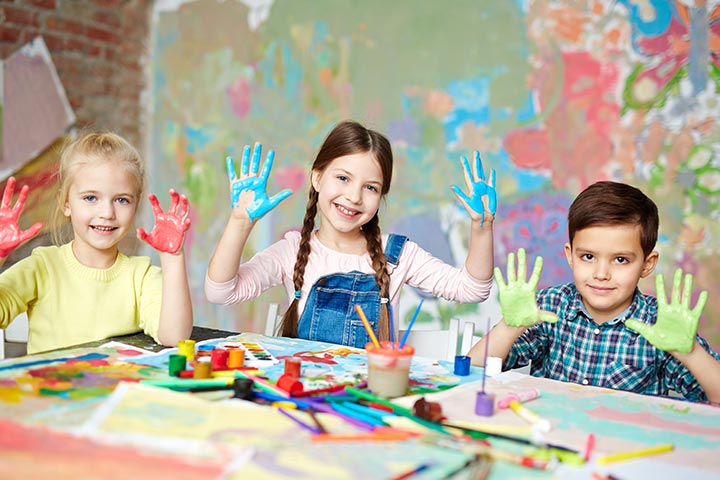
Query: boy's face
564,224,658,324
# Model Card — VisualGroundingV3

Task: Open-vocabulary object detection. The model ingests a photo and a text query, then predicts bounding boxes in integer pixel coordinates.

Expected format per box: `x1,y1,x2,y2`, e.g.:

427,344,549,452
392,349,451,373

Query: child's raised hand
137,189,191,254
0,177,44,258
450,151,497,226
625,268,707,354
494,248,558,327
226,143,292,222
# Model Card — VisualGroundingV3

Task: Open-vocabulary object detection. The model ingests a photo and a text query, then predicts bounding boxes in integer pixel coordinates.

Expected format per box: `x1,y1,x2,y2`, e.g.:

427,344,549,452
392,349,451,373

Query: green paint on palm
625,269,707,354
495,248,557,327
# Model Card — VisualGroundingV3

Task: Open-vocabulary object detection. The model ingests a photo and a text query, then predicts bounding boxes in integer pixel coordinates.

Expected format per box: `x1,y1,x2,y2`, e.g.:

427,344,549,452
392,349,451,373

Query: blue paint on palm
226,143,292,221
451,151,497,224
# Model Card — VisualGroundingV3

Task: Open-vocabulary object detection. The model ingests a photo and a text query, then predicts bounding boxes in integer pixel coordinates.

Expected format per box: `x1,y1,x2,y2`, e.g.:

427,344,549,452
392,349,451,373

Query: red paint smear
114,348,145,356
586,406,720,437
226,76,251,118
0,419,224,479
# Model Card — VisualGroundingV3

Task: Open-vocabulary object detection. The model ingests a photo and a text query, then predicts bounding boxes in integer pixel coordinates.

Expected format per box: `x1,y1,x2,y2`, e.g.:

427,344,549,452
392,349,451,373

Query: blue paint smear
183,125,214,154
443,78,491,143
617,0,676,50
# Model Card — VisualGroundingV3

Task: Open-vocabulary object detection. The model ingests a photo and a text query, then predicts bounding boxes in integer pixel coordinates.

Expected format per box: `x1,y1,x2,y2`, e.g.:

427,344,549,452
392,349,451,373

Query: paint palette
220,341,279,367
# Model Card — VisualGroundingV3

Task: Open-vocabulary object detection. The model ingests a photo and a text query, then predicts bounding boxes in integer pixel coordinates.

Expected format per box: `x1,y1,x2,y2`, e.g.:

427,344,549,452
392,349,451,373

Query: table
72,325,238,352
0,333,718,479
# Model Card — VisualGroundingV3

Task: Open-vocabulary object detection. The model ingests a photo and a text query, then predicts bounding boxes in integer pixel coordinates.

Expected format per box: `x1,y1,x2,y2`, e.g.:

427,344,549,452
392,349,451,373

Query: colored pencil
307,410,328,434
236,371,290,398
481,316,491,392
596,443,673,465
277,408,322,434
311,431,418,442
330,402,388,427
441,421,578,453
398,298,424,349
354,304,380,348
388,302,395,345
140,378,234,389
584,432,596,461
312,402,376,431
344,386,452,435
292,383,355,397
388,462,434,480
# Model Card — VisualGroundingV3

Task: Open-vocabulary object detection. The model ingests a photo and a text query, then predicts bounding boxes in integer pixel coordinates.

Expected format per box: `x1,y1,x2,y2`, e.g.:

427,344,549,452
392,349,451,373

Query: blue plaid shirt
505,283,720,402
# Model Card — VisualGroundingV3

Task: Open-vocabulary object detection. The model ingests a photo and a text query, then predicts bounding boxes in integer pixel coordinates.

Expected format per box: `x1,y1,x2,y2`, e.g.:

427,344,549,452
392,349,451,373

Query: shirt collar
568,286,641,326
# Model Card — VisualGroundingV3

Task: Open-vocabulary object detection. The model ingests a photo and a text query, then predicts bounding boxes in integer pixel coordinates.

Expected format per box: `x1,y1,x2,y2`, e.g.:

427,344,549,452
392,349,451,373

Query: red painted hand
137,189,191,254
0,177,44,258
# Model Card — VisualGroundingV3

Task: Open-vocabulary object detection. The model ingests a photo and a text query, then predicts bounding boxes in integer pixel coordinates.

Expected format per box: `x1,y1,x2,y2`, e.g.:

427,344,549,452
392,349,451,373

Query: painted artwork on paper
78,382,474,479
0,36,75,177
126,332,486,394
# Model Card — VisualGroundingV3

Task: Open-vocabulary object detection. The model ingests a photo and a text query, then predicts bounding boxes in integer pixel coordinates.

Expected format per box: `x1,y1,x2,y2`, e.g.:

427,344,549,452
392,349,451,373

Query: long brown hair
279,120,394,340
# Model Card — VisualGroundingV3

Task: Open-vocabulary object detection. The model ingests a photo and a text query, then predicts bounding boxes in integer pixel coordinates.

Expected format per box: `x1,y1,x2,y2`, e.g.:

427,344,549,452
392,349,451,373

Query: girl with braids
206,120,496,348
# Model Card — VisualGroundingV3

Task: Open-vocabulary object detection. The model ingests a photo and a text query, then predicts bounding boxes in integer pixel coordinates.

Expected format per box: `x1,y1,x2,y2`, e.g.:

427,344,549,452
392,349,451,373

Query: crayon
596,443,673,465
508,400,551,433
497,388,540,409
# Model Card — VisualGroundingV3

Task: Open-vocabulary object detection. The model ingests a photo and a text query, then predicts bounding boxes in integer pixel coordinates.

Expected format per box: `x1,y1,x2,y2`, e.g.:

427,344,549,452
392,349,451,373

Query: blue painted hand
226,143,293,221
450,151,497,225
494,248,558,327
625,268,707,354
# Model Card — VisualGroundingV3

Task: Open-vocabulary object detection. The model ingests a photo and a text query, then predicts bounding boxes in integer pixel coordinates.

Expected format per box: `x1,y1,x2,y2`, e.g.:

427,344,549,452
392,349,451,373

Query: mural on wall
149,0,720,346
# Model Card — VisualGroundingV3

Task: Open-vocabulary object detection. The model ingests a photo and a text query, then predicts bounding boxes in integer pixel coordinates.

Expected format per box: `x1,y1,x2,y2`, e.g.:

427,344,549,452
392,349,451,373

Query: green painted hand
494,248,558,327
625,268,707,354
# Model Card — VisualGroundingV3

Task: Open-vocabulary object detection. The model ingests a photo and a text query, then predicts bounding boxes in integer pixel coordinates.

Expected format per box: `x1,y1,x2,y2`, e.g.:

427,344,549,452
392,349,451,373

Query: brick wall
0,0,152,148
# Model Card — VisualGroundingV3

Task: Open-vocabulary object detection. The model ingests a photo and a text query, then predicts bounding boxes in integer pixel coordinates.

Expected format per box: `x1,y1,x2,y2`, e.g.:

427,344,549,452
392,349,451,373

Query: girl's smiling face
312,152,384,248
63,159,138,268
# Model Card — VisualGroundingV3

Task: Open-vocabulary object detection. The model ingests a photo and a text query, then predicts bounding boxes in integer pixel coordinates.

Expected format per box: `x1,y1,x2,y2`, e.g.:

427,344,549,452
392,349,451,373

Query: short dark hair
568,181,658,257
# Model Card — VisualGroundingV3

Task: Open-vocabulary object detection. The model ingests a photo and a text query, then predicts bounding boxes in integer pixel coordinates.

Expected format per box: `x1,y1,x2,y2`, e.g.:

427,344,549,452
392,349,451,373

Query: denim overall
297,234,408,348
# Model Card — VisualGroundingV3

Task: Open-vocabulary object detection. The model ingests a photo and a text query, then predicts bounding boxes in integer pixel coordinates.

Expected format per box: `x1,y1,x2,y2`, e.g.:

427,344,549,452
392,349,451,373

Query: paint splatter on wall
149,0,720,347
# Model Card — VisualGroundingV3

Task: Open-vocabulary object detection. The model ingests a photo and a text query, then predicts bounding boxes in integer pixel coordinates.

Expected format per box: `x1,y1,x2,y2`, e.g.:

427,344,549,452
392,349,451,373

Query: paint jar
227,347,245,368
365,341,415,398
284,357,302,378
453,355,471,376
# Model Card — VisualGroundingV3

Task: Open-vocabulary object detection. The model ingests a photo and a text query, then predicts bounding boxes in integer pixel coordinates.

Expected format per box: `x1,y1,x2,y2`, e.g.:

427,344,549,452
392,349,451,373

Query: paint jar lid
485,356,502,376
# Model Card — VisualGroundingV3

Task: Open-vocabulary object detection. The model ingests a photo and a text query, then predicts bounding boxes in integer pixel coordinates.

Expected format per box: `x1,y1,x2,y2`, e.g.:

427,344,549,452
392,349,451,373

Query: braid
363,215,391,341
280,189,318,337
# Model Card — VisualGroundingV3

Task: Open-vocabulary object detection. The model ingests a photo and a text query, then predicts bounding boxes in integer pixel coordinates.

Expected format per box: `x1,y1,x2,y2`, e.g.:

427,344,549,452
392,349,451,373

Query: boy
469,181,720,403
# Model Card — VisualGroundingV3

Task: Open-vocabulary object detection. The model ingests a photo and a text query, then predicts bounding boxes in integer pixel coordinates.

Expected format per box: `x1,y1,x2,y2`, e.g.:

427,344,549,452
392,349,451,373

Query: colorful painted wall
149,0,720,347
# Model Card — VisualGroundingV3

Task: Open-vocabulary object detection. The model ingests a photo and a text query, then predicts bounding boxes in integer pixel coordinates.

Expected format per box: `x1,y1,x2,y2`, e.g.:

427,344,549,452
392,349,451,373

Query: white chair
399,317,460,362
461,319,532,374
460,320,481,355
1,312,29,359
265,303,283,336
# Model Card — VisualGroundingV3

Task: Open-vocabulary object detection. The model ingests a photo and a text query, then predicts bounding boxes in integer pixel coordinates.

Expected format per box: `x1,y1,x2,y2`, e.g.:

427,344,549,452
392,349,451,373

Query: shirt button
582,379,589,385
593,328,600,335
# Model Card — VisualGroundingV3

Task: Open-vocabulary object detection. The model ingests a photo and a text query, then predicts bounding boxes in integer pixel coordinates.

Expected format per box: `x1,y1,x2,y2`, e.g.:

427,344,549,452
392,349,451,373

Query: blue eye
337,175,348,182
115,197,131,205
83,195,97,202
366,185,379,193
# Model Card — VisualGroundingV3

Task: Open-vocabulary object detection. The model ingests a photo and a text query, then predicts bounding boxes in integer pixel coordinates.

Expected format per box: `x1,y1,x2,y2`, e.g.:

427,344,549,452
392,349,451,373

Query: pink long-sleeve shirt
205,231,492,326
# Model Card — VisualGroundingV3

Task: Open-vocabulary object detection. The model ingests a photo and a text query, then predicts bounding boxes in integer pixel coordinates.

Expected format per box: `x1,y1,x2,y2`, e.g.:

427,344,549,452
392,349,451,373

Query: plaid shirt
505,283,720,402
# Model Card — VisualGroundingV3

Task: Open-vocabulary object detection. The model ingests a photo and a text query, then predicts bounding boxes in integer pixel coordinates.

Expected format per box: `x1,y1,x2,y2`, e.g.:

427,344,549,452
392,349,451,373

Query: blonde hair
50,132,145,245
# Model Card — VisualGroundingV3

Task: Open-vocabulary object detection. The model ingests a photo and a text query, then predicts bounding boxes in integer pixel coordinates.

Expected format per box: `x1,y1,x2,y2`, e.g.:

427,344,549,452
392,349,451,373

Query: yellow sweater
0,243,162,354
